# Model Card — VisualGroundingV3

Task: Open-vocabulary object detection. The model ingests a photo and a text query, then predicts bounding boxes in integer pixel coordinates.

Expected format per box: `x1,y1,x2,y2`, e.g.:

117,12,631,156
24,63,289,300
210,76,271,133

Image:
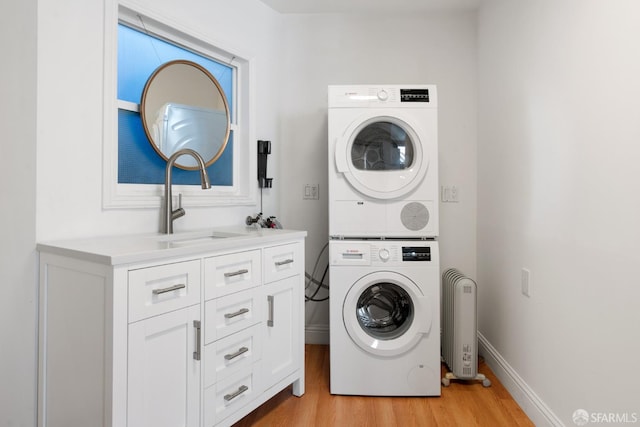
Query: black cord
306,263,329,302
304,243,329,302
304,274,329,290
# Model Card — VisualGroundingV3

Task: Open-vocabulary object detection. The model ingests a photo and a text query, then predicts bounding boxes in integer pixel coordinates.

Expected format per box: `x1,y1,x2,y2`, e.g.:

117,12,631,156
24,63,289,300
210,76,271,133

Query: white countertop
37,226,307,266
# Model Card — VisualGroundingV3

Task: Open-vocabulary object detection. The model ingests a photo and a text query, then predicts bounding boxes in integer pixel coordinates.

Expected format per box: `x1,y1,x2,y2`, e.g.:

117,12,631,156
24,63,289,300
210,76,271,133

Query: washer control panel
400,88,430,103
401,246,432,262
331,240,435,266
376,89,389,101
371,244,399,263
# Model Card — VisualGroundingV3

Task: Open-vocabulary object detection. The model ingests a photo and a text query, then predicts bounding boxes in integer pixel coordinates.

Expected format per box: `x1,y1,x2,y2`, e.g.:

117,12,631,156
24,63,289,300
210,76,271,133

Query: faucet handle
171,193,185,221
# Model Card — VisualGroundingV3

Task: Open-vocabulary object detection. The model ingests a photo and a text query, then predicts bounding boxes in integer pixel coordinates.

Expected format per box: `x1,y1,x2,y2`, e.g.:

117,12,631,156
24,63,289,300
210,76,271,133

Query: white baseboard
478,332,565,427
305,324,329,344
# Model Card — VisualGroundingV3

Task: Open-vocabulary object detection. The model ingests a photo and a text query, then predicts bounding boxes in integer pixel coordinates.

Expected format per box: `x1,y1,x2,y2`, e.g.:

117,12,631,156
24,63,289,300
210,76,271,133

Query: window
103,4,255,209
117,24,234,186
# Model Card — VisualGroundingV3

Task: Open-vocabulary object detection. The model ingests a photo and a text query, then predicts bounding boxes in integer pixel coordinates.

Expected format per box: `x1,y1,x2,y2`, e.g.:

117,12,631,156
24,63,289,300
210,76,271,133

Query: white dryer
328,85,438,239
329,240,441,396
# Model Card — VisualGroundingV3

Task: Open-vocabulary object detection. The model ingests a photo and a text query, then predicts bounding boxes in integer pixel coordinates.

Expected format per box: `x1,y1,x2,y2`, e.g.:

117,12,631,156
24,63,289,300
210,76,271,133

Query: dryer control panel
328,85,437,108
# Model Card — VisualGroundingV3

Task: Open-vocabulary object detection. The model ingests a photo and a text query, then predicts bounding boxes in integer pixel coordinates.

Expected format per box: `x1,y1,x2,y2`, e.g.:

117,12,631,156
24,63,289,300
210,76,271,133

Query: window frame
103,2,256,209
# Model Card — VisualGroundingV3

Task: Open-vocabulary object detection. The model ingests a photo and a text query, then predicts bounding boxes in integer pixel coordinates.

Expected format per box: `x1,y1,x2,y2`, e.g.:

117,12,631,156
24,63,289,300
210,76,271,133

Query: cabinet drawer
204,250,261,300
204,324,262,388
204,288,262,343
204,364,262,427
128,260,201,323
264,243,302,284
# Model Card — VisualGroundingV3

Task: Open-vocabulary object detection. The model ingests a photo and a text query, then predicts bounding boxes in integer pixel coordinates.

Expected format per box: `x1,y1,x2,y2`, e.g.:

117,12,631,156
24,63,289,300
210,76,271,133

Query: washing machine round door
343,271,432,357
335,114,429,200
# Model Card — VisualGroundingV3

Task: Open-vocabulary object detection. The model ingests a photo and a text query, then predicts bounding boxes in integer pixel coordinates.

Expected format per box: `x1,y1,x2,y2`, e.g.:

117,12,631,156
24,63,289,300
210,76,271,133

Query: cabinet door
128,304,201,427
263,275,301,388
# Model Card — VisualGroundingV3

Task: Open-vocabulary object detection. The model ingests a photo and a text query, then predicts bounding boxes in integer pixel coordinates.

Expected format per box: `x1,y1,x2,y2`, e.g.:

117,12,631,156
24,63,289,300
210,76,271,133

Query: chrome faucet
163,149,211,234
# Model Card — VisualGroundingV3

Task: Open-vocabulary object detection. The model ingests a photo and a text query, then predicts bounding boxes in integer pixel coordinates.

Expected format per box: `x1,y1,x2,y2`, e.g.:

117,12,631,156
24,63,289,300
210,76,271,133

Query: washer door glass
351,122,414,171
356,283,413,340
343,271,431,357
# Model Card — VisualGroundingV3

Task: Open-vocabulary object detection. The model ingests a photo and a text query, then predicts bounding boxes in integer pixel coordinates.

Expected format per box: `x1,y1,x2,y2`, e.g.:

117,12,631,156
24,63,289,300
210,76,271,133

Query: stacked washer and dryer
328,85,441,396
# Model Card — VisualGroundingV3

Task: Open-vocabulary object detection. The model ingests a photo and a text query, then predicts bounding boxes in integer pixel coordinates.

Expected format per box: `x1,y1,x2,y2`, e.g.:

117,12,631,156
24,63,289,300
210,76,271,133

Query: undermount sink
156,230,243,247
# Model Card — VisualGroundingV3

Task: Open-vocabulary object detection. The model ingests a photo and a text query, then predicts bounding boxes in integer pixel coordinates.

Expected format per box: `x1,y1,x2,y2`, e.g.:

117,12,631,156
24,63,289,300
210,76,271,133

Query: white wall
36,0,285,242
0,0,38,425
278,12,478,342
477,0,640,424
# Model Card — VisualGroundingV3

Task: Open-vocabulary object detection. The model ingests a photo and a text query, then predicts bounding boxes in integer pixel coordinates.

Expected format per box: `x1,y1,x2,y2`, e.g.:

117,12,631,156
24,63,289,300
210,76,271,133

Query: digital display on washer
400,89,429,103
402,246,431,261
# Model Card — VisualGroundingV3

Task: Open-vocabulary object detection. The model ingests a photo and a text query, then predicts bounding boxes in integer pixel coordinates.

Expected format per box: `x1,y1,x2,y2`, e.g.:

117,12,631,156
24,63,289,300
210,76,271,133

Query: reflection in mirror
140,60,230,170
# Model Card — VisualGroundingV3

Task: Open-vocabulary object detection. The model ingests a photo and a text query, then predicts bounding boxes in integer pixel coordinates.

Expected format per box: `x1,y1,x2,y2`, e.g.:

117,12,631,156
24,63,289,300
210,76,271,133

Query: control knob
377,89,389,101
379,248,390,261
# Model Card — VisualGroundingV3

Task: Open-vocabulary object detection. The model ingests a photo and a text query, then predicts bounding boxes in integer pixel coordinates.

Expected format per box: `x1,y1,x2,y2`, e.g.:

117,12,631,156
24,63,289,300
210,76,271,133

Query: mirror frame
140,59,231,170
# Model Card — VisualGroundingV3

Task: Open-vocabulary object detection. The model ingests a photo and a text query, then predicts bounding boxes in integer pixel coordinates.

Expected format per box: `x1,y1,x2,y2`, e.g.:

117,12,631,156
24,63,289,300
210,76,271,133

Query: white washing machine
329,240,441,396
328,85,438,239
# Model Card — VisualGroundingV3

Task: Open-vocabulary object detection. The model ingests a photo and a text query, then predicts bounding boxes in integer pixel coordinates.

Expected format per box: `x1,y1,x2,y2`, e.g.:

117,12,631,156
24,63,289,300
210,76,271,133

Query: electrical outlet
441,186,450,202
441,185,460,203
521,268,531,297
303,184,319,200
450,185,459,202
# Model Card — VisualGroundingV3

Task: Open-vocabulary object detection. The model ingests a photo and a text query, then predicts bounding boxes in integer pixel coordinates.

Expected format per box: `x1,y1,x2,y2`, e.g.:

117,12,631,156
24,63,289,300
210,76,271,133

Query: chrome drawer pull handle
274,258,294,266
224,269,249,278
152,284,186,295
224,308,249,319
267,295,274,327
224,346,249,361
224,385,249,402
193,320,201,361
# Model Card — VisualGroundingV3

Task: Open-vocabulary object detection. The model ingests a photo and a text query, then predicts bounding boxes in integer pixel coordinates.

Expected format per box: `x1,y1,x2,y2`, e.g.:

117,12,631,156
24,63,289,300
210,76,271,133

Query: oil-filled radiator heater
441,268,491,387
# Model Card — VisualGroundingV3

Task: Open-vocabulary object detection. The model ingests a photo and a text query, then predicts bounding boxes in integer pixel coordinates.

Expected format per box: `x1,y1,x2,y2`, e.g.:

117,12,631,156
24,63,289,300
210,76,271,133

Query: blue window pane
117,24,234,186
118,110,233,185
118,24,233,115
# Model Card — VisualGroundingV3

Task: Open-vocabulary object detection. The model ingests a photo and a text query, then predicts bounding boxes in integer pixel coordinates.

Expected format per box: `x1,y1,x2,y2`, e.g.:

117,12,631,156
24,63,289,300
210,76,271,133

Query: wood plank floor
233,344,533,427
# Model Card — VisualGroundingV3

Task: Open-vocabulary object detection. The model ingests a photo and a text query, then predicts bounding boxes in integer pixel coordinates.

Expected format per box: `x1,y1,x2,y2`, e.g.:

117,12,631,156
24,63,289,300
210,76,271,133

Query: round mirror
140,60,230,170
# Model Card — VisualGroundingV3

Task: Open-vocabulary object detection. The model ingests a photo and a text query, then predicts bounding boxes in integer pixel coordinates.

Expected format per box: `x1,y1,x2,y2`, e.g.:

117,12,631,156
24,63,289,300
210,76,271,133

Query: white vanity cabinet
37,229,305,427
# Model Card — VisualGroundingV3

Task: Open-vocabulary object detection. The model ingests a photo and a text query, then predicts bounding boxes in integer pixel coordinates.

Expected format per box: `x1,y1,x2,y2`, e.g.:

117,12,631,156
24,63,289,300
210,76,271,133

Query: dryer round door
343,271,432,357
335,114,430,200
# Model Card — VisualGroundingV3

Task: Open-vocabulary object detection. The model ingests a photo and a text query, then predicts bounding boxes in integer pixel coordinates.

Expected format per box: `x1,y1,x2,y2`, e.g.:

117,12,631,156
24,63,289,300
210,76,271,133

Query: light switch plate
304,184,319,200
